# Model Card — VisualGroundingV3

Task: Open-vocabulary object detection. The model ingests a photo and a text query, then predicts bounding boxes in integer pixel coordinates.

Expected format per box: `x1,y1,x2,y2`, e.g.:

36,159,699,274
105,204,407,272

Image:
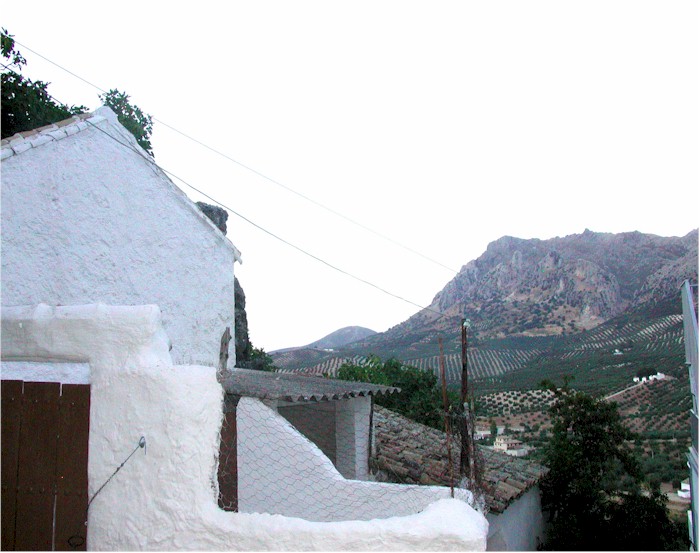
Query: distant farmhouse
493,435,530,457
632,372,666,384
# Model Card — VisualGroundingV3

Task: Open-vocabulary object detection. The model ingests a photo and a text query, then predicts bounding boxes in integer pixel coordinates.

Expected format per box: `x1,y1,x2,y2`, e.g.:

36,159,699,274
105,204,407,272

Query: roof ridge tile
1,110,108,160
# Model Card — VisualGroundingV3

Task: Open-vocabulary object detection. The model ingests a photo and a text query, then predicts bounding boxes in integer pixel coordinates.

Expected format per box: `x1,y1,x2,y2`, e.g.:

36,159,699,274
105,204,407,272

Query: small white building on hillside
1,107,240,367
493,435,529,458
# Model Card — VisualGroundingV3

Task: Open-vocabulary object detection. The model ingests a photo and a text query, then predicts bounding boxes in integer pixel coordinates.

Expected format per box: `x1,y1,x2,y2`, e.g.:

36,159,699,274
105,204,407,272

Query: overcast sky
3,1,697,352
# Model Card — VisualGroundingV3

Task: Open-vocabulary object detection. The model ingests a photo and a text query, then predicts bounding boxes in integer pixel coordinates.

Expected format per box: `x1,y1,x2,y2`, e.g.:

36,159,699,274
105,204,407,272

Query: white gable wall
1,109,238,367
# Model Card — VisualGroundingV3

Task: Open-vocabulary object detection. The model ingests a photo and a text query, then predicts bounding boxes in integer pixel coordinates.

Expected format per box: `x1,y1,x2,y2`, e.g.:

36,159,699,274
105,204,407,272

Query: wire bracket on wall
68,436,146,548
86,436,147,516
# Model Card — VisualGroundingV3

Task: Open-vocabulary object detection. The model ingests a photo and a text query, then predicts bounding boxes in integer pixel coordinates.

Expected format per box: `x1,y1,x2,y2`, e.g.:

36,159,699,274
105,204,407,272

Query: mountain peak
306,326,377,350
400,229,697,342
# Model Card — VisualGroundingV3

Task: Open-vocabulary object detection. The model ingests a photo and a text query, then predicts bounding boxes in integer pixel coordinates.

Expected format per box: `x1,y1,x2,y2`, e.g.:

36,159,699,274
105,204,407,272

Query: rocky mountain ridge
272,229,696,404
378,229,698,344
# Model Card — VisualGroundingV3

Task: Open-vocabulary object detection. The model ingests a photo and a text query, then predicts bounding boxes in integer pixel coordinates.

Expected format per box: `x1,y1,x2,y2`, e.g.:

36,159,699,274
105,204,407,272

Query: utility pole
460,318,476,485
438,336,455,498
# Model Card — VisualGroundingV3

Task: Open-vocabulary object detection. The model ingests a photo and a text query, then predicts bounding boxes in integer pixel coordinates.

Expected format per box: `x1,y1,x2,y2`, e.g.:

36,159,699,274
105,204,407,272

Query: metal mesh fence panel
216,396,480,523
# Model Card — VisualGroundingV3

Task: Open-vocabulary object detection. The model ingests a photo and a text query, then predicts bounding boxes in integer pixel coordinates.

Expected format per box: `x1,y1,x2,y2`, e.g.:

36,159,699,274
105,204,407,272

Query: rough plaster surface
1,361,90,383
486,486,545,551
1,108,239,367
334,396,371,479
1,304,488,551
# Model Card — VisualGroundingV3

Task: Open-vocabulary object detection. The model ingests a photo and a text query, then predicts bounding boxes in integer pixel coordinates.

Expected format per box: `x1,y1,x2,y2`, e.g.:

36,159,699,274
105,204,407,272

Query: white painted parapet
1,304,488,551
237,397,480,522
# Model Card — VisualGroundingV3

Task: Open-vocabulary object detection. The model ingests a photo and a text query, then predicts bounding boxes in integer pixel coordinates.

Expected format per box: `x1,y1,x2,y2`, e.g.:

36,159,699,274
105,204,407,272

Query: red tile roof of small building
371,405,547,514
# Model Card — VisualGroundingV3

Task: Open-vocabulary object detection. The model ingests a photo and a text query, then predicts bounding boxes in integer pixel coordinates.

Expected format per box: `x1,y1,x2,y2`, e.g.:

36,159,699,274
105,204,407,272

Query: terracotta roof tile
371,405,547,514
1,111,108,159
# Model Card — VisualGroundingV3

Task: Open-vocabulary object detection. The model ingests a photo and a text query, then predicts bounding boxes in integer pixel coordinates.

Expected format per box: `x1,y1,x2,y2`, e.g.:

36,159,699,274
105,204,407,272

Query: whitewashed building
1,107,240,367
1,304,489,550
1,111,489,550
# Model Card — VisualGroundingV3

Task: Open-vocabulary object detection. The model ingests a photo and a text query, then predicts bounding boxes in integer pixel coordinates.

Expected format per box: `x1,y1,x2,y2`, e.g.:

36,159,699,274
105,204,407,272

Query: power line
14,40,460,274
81,115,453,321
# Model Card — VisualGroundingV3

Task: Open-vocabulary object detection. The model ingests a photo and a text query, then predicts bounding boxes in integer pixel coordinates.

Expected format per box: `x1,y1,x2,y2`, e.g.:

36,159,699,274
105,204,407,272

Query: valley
269,229,698,502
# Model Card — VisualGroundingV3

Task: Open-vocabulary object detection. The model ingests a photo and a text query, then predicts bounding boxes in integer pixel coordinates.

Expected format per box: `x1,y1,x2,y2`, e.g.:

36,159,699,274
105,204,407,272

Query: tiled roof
1,111,106,160
371,405,547,514
221,368,399,403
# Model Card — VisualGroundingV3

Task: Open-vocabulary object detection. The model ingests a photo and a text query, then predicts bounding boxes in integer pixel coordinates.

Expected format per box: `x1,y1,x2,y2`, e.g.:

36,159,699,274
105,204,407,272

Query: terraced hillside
275,294,687,403
477,389,557,416
612,376,691,437
404,347,541,383
557,314,683,360
269,348,337,372
488,300,687,397
276,353,369,377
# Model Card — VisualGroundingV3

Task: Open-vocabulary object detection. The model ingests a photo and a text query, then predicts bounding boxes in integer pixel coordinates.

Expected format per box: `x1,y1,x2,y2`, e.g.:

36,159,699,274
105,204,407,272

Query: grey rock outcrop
195,201,252,364
196,202,228,235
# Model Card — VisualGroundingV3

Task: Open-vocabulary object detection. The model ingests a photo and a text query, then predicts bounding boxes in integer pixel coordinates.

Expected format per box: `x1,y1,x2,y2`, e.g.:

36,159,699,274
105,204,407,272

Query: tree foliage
1,28,86,139
99,89,153,155
1,28,153,155
539,378,688,550
238,346,277,372
337,356,455,429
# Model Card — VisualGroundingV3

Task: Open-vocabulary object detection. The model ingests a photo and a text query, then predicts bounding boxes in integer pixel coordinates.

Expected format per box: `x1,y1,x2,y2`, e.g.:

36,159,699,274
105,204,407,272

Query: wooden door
1,380,90,551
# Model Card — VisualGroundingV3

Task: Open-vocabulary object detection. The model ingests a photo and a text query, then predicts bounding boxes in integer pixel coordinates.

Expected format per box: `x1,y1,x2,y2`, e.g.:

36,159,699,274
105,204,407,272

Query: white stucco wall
486,486,545,551
1,108,239,367
1,304,489,551
277,397,371,480
335,397,371,480
1,361,90,384
237,397,484,524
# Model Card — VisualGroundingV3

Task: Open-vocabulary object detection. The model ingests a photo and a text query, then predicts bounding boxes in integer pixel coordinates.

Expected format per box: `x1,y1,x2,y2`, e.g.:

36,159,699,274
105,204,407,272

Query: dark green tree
337,356,453,429
1,29,153,155
606,489,689,551
1,28,86,138
99,89,153,155
539,378,689,550
242,347,277,372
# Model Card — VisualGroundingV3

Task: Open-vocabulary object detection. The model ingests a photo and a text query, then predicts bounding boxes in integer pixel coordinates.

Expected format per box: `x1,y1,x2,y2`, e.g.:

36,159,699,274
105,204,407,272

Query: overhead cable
80,114,452,321
14,40,460,275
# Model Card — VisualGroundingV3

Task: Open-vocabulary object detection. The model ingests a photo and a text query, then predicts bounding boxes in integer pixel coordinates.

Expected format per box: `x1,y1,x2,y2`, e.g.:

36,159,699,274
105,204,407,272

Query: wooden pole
218,327,231,381
460,319,469,480
438,337,454,498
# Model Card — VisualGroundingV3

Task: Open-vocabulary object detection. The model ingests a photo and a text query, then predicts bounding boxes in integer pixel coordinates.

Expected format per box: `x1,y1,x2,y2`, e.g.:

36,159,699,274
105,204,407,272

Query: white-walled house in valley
493,435,530,457
1,107,241,368
1,112,489,550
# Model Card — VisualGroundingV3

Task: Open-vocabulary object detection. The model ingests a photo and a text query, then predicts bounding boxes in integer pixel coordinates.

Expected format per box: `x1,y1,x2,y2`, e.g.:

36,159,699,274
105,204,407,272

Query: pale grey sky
2,1,698,351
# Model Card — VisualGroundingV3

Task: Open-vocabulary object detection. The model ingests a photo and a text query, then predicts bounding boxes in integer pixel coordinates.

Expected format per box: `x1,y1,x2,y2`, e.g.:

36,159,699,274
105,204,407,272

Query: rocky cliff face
394,229,698,340
234,277,252,364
